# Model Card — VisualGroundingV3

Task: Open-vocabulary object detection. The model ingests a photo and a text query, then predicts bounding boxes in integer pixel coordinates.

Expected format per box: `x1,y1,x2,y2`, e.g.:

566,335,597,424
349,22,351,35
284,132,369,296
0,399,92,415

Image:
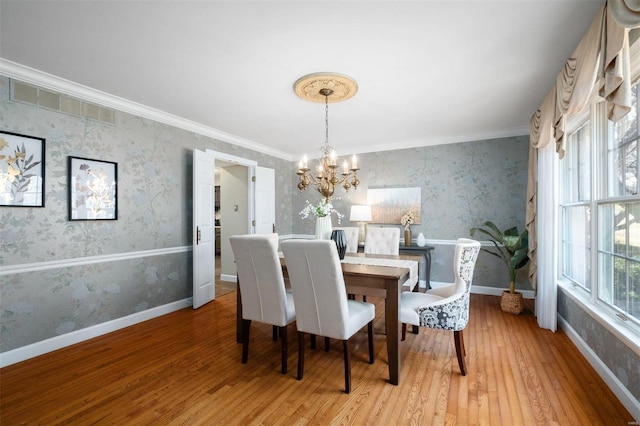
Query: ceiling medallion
293,72,358,103
294,72,361,203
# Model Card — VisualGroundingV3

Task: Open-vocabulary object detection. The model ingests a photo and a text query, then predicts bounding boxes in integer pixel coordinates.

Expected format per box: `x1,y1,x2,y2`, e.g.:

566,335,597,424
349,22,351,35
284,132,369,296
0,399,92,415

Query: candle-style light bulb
303,155,308,169
351,154,358,169
343,160,349,174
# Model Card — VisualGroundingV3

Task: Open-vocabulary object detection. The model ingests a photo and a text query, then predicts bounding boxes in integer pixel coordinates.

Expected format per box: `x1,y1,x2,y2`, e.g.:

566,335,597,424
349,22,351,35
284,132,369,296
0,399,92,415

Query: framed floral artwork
68,156,118,220
0,130,45,207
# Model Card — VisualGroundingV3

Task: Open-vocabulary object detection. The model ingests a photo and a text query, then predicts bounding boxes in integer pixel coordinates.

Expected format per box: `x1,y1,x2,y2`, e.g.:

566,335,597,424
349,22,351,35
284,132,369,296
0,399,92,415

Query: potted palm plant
470,221,529,314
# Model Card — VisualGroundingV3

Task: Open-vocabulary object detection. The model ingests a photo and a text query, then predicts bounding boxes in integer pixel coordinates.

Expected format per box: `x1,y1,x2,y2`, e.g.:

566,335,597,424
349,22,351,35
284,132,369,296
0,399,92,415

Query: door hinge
252,176,256,182
252,220,256,226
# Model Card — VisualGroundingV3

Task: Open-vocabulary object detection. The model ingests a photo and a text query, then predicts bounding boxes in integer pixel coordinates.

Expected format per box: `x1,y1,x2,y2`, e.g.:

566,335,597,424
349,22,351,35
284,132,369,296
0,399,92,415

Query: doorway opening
215,160,250,297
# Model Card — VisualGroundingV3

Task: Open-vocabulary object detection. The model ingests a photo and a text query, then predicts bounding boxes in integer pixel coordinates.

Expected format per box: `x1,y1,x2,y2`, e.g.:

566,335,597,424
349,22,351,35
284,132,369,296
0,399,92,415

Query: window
561,121,592,291
561,82,640,325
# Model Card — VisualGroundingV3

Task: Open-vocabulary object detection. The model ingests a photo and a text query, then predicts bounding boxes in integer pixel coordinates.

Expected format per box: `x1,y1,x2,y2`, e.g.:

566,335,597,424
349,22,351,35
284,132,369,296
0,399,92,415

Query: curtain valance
530,0,640,159
527,0,640,305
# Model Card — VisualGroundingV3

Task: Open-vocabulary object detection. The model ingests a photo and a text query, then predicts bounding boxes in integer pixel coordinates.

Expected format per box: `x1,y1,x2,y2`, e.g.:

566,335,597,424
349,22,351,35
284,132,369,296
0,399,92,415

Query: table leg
425,249,432,290
385,277,401,385
412,277,419,335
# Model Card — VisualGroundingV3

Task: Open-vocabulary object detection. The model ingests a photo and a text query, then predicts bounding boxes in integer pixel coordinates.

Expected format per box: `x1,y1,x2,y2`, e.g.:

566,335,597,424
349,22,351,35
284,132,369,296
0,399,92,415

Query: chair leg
241,319,251,364
461,331,466,357
368,321,374,364
297,331,305,380
401,323,406,341
272,325,278,341
310,334,316,350
324,336,330,352
280,326,288,374
454,330,467,376
343,340,351,394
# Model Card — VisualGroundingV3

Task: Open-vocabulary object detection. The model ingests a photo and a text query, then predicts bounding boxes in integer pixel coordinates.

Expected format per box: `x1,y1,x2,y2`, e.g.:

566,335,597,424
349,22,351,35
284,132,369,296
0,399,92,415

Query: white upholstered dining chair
281,239,375,393
364,227,400,255
229,233,296,374
400,238,480,376
334,226,359,253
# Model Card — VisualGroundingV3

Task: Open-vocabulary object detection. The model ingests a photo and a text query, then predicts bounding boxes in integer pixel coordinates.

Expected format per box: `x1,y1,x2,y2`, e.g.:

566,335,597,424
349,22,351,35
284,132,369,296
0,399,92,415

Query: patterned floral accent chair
400,238,481,375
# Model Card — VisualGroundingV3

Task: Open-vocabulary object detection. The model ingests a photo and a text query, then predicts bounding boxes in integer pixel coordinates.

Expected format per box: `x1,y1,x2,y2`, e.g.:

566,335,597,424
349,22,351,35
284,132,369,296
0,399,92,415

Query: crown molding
0,59,294,161
348,127,530,156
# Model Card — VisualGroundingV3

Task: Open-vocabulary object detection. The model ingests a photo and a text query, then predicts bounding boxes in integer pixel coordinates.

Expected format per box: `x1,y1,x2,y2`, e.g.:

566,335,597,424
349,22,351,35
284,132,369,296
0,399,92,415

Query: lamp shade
350,205,372,222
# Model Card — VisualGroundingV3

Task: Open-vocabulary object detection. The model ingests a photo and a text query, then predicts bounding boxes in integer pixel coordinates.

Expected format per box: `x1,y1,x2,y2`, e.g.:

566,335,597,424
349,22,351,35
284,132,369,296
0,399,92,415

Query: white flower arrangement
299,199,344,224
400,210,417,230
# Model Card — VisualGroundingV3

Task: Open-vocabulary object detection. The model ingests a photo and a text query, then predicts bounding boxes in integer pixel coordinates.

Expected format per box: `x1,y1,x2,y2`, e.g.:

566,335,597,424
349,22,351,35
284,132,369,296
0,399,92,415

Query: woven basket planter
500,290,524,315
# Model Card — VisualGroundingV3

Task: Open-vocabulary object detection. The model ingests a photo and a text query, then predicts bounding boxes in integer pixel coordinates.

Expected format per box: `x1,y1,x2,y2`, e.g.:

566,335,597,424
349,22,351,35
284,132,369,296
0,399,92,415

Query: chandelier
294,73,361,203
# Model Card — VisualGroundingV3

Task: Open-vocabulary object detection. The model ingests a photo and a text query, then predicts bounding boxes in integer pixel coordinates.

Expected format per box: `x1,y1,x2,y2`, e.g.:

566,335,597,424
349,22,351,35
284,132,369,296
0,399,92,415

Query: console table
399,244,434,289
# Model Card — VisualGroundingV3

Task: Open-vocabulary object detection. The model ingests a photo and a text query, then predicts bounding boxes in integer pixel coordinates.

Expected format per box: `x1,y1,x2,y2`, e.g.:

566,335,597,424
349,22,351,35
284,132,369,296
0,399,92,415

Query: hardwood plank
0,294,633,425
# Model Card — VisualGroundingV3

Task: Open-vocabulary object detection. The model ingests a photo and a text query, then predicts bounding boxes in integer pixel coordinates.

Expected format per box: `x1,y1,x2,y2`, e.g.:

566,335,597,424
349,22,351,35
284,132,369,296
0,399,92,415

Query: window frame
558,42,640,346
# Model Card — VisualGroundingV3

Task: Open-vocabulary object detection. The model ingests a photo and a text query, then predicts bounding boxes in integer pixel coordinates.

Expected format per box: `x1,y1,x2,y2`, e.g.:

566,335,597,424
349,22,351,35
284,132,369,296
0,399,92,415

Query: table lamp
350,205,372,245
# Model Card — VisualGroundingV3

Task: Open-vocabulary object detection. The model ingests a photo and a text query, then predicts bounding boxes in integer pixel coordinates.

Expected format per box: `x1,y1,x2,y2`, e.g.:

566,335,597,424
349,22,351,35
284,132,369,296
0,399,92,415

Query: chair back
334,227,359,253
452,238,481,295
364,227,400,255
229,233,291,327
281,239,351,340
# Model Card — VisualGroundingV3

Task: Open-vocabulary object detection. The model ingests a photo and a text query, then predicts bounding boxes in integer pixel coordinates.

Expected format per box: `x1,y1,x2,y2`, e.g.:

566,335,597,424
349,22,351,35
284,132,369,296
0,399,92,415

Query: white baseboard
220,274,236,283
558,315,640,422
471,285,535,299
0,298,191,368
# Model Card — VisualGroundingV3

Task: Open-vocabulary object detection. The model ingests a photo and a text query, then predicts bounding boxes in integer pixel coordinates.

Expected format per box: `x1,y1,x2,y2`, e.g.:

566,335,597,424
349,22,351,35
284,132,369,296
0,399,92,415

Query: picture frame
367,187,421,224
68,156,118,220
0,130,46,207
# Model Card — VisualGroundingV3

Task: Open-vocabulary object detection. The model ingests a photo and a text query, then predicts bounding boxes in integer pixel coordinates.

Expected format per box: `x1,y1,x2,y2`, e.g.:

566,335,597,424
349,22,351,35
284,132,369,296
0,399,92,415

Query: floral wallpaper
0,76,292,352
292,136,532,291
558,289,640,402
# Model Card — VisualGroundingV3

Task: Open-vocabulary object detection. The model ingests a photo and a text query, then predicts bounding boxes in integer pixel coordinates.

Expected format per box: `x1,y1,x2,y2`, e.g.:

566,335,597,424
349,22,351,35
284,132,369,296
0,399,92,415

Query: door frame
203,150,257,287
207,150,258,233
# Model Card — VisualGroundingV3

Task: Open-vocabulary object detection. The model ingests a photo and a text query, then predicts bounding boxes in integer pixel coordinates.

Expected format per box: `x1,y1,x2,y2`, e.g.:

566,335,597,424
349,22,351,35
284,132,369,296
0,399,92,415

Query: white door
193,149,216,309
254,166,275,234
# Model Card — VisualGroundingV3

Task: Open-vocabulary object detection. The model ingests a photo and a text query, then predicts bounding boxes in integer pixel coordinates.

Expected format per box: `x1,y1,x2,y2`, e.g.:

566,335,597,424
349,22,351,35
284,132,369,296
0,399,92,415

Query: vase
416,232,426,247
315,216,332,240
330,229,347,260
404,228,412,247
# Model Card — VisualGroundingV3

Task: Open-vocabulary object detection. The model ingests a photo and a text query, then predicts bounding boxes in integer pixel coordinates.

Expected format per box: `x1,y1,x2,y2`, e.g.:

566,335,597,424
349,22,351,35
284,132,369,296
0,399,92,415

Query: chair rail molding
0,246,192,276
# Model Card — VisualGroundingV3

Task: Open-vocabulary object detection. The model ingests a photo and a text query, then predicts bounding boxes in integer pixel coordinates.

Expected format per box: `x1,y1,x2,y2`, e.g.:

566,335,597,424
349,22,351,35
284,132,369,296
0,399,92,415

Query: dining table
235,251,422,386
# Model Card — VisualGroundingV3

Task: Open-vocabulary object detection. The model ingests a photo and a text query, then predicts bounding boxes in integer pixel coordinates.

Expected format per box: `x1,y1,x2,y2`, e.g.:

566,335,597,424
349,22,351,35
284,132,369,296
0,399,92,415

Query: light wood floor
215,255,237,297
0,293,632,425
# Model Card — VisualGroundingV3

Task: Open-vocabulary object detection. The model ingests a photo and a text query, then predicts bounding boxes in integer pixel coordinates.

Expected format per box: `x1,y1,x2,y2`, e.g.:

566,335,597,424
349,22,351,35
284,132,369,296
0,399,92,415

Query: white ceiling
0,1,603,160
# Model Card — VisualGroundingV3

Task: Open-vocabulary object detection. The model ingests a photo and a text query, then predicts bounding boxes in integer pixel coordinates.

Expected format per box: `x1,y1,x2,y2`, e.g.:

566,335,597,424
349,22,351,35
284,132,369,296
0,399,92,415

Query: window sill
558,280,640,356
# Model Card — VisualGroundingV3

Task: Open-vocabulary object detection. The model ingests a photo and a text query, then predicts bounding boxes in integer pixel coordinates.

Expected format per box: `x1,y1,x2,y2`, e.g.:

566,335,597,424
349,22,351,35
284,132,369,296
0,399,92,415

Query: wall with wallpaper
292,136,532,291
0,76,293,353
558,290,640,405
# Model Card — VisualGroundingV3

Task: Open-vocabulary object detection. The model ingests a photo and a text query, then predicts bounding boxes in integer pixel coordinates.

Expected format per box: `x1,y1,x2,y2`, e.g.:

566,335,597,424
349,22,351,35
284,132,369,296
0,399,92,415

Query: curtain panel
527,0,640,330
